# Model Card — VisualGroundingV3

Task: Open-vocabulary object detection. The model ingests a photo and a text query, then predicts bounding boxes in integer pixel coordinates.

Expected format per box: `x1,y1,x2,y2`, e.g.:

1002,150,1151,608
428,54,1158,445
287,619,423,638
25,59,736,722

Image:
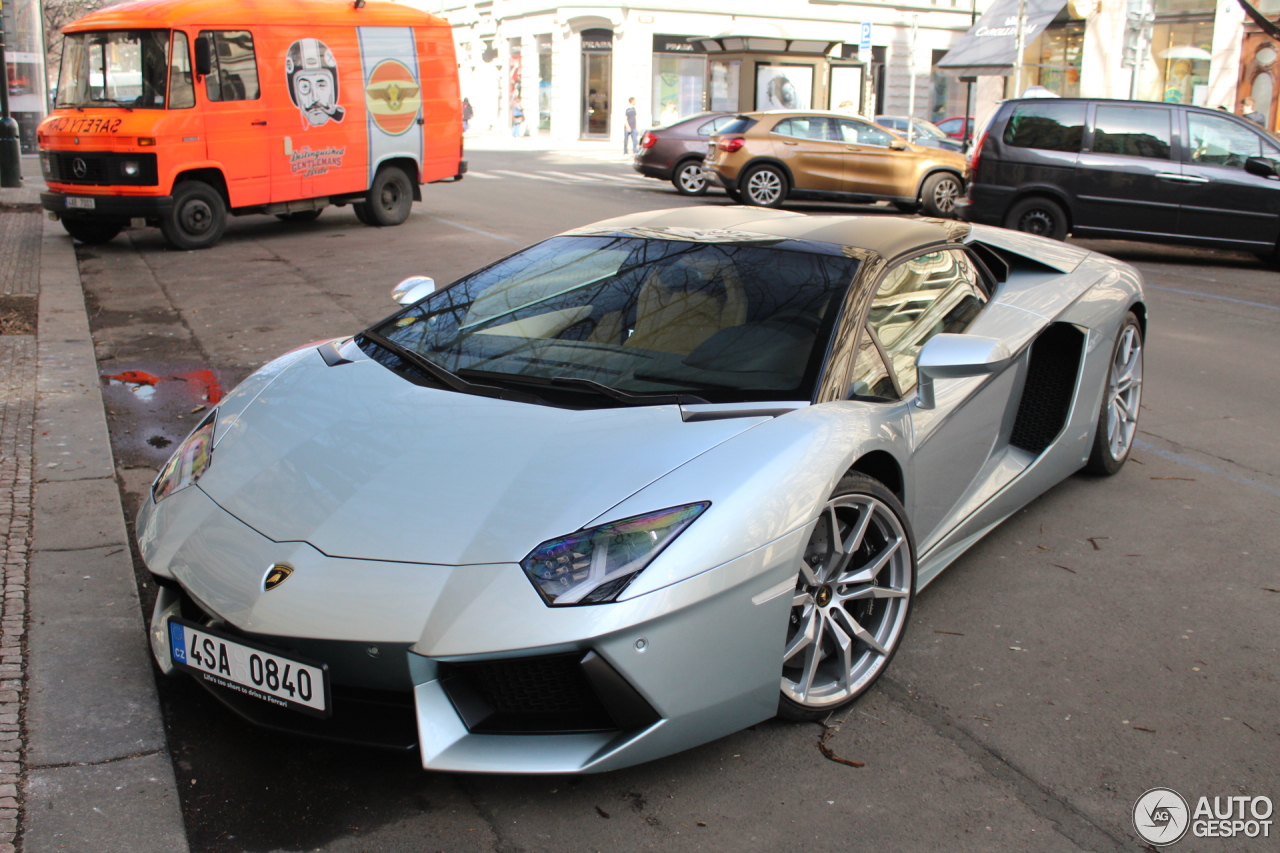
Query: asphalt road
77,146,1280,853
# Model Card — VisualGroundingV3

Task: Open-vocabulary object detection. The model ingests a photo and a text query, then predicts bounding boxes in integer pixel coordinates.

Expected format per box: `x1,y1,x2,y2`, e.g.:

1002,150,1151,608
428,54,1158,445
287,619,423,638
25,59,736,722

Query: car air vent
1009,323,1085,455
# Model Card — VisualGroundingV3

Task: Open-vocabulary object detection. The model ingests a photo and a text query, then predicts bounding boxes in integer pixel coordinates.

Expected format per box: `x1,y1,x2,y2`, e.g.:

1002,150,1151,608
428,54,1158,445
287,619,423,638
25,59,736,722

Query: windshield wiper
88,98,134,111
550,376,708,407
357,331,544,405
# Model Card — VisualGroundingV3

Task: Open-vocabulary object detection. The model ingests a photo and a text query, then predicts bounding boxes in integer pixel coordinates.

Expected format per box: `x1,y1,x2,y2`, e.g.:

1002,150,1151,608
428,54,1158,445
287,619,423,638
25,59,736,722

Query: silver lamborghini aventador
137,207,1146,773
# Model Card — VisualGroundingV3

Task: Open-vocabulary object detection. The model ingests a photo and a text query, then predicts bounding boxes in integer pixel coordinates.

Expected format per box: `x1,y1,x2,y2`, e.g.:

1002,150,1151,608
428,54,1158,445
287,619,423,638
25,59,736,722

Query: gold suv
704,112,967,216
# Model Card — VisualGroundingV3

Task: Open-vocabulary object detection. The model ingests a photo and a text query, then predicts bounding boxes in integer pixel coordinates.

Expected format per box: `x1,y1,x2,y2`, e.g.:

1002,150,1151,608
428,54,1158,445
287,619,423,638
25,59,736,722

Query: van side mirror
1244,156,1279,179
915,333,1013,409
194,35,213,78
391,276,436,305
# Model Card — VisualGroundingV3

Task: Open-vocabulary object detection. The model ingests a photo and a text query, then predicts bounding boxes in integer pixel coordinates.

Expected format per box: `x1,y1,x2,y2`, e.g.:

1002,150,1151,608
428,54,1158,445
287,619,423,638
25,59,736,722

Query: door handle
1156,172,1208,183
781,140,798,145
251,120,268,126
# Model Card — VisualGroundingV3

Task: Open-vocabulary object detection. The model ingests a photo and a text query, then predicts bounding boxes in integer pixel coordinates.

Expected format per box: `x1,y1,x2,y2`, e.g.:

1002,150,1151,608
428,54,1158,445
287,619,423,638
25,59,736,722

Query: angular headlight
521,503,709,606
152,410,216,502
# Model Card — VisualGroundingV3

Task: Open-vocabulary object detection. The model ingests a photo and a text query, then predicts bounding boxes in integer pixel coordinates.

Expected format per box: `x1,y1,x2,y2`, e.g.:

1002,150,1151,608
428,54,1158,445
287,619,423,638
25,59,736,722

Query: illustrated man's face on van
296,70,337,125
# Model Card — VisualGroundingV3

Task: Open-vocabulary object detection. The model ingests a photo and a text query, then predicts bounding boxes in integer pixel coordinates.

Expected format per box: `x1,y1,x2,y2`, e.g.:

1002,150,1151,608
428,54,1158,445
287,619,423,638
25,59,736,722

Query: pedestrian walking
512,97,526,138
1240,96,1267,127
623,97,639,154
462,97,473,133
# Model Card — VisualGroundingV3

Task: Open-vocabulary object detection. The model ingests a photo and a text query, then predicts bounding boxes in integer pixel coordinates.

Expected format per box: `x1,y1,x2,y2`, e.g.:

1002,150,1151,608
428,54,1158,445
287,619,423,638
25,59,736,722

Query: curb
21,217,190,852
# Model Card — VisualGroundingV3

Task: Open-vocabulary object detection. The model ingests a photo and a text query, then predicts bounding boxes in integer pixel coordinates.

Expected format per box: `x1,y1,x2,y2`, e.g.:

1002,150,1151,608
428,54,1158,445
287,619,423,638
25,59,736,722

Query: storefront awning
936,0,1068,77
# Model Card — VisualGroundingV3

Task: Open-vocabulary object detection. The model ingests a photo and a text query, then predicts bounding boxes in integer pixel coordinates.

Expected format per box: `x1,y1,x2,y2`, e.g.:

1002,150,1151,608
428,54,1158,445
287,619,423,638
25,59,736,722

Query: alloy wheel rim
1106,324,1143,460
180,200,213,235
747,170,782,204
781,495,911,708
1018,209,1054,236
933,179,959,213
678,164,706,192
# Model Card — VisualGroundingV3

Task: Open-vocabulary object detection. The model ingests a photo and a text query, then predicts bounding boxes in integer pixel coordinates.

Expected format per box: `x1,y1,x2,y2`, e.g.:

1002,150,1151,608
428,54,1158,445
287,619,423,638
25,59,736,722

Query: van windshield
57,30,173,109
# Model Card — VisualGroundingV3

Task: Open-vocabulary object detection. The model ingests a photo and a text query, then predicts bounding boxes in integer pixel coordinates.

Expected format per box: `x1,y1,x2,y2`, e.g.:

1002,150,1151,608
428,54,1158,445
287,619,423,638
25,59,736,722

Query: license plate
168,617,330,717
65,197,95,209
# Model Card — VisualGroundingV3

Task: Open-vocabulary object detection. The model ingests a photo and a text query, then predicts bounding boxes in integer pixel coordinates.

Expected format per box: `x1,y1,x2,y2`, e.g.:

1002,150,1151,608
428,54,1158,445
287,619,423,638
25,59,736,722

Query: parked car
875,115,964,152
936,116,975,141
140,206,1145,773
704,111,967,216
632,111,736,195
955,97,1280,258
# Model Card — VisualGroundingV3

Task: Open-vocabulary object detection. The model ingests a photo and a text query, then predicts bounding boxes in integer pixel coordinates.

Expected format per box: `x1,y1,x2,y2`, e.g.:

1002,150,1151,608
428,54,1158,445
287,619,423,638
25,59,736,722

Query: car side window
1092,105,1172,160
839,120,893,146
200,31,260,102
1002,102,1085,152
168,31,195,110
774,117,834,141
865,250,988,396
1186,112,1264,168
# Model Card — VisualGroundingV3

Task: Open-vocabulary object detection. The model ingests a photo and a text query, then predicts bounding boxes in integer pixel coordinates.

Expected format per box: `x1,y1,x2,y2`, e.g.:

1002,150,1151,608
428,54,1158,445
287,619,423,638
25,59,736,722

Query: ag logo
1134,787,1190,846
364,59,421,136
262,564,294,592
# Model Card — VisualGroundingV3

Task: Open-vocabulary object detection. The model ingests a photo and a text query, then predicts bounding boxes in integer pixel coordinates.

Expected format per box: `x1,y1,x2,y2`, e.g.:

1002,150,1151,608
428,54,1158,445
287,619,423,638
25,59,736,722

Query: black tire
351,202,377,226
921,172,963,218
276,208,324,223
61,219,122,245
893,201,920,214
671,160,709,196
724,187,743,203
160,180,227,250
1004,196,1069,241
1084,311,1144,476
741,164,788,208
777,472,916,722
363,166,413,227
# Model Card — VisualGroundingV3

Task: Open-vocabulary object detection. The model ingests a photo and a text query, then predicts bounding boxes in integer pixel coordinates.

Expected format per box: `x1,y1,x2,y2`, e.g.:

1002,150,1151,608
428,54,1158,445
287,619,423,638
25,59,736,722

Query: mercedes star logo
72,158,88,179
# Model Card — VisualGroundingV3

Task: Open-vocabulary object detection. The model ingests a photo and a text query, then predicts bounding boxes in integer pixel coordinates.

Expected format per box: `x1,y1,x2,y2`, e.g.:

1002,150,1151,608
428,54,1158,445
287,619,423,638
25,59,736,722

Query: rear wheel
741,165,787,208
276,208,323,223
921,172,962,218
160,180,227,250
1084,312,1143,475
61,219,122,245
1004,196,1069,241
778,473,915,722
362,166,413,227
671,160,708,196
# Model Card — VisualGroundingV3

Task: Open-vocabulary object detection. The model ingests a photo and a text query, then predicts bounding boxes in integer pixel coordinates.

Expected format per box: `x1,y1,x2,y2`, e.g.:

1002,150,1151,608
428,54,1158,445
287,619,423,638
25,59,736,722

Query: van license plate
65,197,95,210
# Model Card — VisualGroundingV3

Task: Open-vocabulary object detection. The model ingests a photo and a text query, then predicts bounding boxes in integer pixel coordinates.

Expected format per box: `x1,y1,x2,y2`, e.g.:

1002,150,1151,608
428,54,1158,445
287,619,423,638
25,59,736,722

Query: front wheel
61,219,122,245
778,473,915,721
671,160,708,196
741,165,787,208
1004,196,1069,241
921,173,962,218
1084,312,1143,475
160,180,227,250
363,166,413,227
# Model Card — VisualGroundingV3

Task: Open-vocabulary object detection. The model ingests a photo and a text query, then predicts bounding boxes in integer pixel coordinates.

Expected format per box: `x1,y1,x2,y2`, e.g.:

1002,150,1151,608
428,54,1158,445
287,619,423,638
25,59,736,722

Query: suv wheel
921,173,962,218
672,160,708,196
742,165,787,208
1005,196,1069,241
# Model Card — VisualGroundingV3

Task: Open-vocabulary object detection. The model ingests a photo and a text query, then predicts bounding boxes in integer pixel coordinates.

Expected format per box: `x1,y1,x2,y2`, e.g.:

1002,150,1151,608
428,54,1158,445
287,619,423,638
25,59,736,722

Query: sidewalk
0,158,188,852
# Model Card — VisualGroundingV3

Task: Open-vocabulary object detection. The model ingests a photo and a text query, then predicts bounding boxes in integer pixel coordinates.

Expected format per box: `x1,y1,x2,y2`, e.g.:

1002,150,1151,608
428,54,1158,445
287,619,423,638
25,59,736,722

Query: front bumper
41,191,173,220
139,485,805,773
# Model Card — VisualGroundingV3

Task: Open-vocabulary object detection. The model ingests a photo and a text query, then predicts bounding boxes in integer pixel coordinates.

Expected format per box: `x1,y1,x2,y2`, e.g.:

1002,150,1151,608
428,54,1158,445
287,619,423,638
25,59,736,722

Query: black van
954,98,1280,257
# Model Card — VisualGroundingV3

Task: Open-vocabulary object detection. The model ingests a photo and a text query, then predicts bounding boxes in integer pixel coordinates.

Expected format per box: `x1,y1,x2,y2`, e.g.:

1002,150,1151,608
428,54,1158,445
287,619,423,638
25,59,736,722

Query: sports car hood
195,350,767,566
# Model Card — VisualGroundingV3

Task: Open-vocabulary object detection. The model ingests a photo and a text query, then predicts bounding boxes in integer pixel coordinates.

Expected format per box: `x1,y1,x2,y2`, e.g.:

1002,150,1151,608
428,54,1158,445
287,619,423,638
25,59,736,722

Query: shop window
652,54,705,126
1093,106,1172,160
709,60,740,112
537,34,552,131
200,31,259,101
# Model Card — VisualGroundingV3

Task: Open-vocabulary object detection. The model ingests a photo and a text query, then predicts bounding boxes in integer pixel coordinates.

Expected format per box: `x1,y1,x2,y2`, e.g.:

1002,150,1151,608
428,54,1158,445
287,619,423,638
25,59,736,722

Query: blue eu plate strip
169,621,187,664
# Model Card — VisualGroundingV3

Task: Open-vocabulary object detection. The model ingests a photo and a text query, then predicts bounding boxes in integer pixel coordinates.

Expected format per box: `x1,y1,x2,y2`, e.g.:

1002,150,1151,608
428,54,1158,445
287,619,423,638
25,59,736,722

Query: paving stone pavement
0,213,41,296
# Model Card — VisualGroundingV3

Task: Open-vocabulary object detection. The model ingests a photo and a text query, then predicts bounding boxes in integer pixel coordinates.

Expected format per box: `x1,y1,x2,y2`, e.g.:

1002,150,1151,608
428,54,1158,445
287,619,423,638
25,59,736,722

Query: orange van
38,0,465,249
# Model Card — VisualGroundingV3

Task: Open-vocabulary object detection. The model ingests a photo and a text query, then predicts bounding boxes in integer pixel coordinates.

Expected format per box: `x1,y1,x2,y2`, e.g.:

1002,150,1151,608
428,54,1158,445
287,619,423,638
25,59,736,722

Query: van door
1176,108,1280,250
198,30,271,208
1072,103,1181,239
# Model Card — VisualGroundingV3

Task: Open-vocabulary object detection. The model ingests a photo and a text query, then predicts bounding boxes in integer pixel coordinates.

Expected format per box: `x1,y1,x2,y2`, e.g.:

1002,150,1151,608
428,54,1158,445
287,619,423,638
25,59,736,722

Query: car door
1176,108,1280,251
198,30,272,207
860,249,1014,552
1072,103,1182,238
837,119,911,197
769,116,845,191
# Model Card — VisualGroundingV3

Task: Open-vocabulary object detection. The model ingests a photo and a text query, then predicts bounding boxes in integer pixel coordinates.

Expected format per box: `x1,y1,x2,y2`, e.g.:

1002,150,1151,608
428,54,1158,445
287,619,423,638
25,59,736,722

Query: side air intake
1009,323,1085,455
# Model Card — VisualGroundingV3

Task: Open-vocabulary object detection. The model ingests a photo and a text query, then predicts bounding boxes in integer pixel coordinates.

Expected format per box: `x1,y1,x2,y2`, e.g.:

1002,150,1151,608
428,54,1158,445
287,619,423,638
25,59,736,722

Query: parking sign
859,22,872,52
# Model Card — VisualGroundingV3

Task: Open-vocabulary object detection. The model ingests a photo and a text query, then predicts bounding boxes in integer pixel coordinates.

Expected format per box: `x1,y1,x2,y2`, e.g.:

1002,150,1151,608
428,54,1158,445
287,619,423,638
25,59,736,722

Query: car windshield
57,30,172,109
362,234,860,404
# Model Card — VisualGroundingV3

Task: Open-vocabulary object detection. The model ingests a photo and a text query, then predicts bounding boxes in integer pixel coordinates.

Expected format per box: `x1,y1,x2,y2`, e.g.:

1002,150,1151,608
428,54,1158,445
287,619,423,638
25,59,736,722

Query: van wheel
352,203,377,226
276,208,323,223
61,219,122,245
160,181,227,250
1004,196,1068,241
363,166,413,226
921,173,962,218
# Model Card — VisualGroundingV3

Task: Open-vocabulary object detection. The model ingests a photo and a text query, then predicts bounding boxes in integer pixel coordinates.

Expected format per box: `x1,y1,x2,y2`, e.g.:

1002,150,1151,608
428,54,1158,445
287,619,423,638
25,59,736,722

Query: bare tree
42,0,124,90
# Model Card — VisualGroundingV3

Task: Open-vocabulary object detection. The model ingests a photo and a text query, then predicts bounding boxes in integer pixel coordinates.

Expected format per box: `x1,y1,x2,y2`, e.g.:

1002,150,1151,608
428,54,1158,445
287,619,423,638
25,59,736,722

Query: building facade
1,0,47,152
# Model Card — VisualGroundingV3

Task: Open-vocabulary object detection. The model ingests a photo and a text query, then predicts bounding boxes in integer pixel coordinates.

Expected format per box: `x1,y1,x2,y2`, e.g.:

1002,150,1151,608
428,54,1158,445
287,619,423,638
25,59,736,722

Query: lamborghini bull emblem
263,564,294,592
365,58,421,136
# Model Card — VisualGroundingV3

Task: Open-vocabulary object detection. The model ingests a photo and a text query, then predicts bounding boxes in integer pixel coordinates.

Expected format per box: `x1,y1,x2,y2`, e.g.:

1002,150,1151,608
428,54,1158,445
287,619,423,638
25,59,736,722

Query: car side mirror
915,333,1013,409
1244,156,1279,179
194,35,213,78
391,276,436,305
889,140,909,151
